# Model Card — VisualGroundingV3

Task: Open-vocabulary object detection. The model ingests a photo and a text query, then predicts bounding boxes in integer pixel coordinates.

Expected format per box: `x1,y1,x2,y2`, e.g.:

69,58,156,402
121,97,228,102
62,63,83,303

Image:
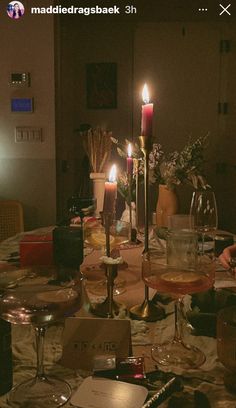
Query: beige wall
57,17,236,231
56,19,135,218
0,1,56,229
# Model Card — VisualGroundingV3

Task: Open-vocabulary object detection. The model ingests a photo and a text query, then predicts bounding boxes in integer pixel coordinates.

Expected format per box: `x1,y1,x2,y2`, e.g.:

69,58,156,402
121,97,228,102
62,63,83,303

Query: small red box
20,233,54,267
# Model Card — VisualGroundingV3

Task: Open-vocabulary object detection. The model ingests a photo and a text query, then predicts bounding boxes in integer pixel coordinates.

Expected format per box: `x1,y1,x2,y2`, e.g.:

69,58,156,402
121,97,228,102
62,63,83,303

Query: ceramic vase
156,184,179,227
90,172,106,216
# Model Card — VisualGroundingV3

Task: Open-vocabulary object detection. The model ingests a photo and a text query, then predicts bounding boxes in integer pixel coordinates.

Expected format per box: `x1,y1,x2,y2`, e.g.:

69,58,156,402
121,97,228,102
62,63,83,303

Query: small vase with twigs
83,127,112,216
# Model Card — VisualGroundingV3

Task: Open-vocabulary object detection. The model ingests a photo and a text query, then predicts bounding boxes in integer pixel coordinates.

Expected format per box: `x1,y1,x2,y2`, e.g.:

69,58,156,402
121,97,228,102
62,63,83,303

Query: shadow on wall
23,205,39,231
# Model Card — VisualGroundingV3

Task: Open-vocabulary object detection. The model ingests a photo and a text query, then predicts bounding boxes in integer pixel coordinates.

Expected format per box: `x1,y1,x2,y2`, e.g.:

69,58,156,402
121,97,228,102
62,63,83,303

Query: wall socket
15,127,43,143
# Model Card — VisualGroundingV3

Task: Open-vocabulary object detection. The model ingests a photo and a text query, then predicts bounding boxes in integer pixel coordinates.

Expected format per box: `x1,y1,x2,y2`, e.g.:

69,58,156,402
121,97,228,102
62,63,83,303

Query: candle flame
142,83,150,104
109,164,117,182
128,143,132,158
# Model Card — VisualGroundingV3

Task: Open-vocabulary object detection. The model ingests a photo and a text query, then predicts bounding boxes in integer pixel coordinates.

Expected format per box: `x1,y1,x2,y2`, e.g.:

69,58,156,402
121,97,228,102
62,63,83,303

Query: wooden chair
0,200,24,242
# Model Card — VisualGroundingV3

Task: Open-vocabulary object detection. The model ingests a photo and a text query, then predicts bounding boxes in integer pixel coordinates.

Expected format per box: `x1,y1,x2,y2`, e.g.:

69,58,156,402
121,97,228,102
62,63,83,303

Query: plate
0,263,28,288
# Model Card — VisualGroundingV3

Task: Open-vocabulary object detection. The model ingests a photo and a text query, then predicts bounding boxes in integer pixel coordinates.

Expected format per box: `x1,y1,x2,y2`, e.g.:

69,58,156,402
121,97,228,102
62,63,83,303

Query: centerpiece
112,134,209,227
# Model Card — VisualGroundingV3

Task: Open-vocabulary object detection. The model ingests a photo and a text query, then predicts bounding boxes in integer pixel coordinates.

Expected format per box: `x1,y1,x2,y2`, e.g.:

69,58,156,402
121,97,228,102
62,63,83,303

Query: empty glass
166,229,198,269
167,214,194,230
190,189,218,254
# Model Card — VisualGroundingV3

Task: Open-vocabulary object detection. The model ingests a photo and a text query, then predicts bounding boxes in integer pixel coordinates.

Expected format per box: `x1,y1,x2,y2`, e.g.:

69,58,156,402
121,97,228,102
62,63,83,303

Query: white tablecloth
0,228,236,407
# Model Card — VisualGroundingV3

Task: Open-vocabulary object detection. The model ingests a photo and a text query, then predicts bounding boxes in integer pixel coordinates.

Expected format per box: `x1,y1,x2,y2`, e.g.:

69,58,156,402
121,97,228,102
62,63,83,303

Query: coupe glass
0,269,82,408
84,218,130,250
84,219,130,305
190,189,218,253
142,230,215,369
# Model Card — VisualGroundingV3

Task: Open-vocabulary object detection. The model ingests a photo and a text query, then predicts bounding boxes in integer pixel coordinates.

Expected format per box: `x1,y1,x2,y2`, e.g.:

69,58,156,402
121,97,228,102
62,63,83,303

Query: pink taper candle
103,164,117,214
127,143,133,175
141,84,153,139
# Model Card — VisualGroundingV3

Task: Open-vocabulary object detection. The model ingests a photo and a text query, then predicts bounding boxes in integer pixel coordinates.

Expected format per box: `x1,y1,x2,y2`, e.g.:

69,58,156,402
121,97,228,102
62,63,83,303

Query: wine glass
84,219,130,317
190,189,218,253
142,229,215,369
0,227,84,408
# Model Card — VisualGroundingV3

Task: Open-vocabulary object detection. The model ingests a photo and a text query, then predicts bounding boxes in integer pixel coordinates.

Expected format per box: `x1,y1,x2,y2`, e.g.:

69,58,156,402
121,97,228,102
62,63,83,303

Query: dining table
0,226,236,407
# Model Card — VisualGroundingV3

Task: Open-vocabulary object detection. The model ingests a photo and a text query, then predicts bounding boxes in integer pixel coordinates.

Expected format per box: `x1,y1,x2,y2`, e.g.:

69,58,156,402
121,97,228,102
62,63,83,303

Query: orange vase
156,184,179,227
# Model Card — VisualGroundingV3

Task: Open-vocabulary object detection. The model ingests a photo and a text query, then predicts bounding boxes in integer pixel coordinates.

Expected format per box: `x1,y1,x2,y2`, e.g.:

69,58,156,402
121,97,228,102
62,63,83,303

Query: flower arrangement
158,135,209,190
117,171,136,203
111,134,209,197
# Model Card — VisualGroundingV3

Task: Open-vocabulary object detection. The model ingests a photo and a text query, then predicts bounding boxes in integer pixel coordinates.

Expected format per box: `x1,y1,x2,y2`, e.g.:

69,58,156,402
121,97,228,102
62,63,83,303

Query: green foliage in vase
117,171,136,204
159,135,210,190
111,134,209,192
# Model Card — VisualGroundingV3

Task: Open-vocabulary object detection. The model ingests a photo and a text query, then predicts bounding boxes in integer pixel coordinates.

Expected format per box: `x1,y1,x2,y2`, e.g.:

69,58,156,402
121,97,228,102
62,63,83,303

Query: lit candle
127,143,133,175
141,83,153,139
103,164,117,214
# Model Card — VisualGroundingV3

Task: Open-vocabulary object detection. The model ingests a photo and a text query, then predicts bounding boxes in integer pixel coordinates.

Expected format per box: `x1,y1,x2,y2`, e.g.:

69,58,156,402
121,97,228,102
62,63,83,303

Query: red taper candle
141,84,153,139
103,164,117,214
127,143,133,175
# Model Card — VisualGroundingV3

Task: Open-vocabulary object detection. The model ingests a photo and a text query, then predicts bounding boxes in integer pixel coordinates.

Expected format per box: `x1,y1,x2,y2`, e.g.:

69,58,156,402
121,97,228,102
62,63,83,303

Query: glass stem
173,298,183,343
35,326,46,380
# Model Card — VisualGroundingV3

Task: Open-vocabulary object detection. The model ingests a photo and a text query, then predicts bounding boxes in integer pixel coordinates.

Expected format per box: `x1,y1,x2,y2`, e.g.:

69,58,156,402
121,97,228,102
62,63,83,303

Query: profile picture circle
7,1,25,19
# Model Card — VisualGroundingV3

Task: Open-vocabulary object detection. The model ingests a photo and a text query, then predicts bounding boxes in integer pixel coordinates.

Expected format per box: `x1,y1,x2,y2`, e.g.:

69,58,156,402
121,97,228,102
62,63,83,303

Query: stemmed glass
190,189,218,253
142,229,215,369
0,227,84,408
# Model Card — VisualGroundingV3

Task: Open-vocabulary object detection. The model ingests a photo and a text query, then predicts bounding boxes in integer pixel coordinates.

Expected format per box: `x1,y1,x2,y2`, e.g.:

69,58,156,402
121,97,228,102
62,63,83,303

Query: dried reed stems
83,127,112,173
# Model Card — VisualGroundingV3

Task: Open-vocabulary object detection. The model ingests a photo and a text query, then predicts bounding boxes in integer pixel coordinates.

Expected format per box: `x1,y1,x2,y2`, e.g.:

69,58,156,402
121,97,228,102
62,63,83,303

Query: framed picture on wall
86,63,117,109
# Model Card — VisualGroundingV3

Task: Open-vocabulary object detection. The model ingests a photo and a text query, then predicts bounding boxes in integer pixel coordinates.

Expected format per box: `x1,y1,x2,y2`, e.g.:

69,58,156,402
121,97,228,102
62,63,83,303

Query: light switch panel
15,127,43,143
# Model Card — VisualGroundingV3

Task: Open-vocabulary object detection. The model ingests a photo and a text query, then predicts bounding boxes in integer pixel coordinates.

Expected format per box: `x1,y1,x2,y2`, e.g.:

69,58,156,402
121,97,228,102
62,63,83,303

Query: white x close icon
219,3,231,15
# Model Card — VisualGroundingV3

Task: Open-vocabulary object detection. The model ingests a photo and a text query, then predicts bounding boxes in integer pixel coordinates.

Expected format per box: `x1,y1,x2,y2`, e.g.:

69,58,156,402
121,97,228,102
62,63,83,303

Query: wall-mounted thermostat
9,72,30,87
11,98,34,113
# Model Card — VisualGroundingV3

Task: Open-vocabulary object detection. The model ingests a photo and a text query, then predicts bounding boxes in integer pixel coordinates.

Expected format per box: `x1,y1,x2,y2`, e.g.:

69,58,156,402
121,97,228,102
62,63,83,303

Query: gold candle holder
91,212,125,318
91,262,123,318
128,173,137,243
128,173,132,232
129,136,164,322
134,158,139,228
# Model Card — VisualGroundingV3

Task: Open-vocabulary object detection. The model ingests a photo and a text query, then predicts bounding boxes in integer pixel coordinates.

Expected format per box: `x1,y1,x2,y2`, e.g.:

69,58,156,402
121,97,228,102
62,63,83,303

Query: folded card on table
70,376,148,408
60,317,132,371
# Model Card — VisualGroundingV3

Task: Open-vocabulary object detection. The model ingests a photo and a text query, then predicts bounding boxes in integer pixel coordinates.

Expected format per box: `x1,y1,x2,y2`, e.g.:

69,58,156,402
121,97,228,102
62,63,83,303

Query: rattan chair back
0,200,24,242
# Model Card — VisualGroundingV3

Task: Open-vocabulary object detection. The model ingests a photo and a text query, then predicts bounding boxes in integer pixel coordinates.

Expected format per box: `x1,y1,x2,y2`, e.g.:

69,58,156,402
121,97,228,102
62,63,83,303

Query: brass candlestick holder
92,261,123,318
128,173,132,231
91,213,125,318
129,136,164,321
128,173,137,243
134,158,139,228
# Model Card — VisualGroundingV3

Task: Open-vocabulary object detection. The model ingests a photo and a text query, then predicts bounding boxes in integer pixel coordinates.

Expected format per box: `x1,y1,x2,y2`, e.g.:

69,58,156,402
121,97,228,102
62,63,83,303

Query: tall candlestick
103,164,117,214
127,143,133,175
134,158,139,228
141,84,153,139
